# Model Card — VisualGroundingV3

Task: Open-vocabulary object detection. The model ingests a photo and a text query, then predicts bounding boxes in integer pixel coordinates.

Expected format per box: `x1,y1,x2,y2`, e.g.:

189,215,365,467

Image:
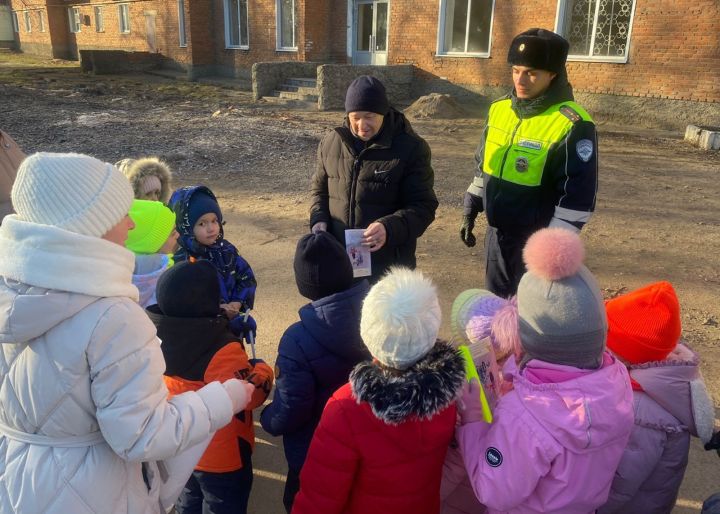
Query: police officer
460,28,598,298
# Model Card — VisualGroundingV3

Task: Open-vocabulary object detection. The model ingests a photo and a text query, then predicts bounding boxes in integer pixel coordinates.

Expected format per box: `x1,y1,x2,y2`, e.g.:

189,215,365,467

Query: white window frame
118,3,130,34
177,0,187,47
23,10,31,32
94,6,104,32
12,11,18,32
223,0,249,49
436,0,495,57
555,0,637,63
38,11,45,32
275,0,297,51
68,7,81,33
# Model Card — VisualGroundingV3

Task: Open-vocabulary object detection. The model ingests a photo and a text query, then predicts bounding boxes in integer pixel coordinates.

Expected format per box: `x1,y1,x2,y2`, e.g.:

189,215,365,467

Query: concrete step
273,90,318,101
286,77,317,88
277,84,319,96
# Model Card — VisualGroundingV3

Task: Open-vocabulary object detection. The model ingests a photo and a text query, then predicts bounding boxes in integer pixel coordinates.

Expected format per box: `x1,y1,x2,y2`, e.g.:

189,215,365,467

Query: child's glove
222,378,255,414
229,314,257,343
457,379,486,425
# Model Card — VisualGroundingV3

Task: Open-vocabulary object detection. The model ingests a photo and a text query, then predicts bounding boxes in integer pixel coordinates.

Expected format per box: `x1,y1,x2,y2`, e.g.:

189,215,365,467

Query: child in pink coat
456,228,635,514
599,282,715,514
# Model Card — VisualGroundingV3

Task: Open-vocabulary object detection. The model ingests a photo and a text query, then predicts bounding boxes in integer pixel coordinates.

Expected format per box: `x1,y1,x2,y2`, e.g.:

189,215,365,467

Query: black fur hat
507,28,570,74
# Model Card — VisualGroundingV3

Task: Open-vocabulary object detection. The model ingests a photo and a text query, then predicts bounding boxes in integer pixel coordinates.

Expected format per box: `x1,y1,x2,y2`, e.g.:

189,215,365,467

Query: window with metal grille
557,0,636,62
118,4,130,34
224,0,249,48
68,7,81,33
437,0,495,56
276,0,296,50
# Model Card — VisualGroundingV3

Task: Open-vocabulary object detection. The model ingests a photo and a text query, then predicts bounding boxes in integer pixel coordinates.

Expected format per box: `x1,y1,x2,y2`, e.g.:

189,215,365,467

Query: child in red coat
292,267,465,514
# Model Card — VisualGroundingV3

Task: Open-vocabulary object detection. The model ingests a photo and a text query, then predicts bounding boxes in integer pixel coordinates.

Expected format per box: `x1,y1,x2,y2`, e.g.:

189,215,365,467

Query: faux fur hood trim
350,341,465,425
123,157,173,203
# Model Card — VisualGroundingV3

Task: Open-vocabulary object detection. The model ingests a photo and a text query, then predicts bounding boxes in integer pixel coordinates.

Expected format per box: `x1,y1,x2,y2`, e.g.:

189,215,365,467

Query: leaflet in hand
345,229,371,278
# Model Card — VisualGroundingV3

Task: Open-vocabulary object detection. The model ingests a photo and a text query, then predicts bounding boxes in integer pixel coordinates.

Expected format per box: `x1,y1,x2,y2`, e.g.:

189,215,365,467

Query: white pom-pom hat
12,152,133,237
517,228,607,369
360,267,441,370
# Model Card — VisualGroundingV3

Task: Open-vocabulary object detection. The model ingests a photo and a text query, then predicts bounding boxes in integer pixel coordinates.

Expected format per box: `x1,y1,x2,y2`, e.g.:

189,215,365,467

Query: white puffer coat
0,216,234,514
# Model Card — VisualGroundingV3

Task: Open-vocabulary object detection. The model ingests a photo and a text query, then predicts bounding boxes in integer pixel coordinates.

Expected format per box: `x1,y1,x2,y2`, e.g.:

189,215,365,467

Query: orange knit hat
605,281,681,364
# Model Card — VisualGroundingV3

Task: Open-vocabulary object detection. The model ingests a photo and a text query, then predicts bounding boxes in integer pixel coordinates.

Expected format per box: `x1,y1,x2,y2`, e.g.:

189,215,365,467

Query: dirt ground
2,53,719,513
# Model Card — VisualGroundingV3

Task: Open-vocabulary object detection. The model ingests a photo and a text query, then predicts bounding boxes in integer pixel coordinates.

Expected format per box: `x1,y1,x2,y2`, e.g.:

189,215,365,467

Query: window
438,0,494,56
68,7,81,33
118,4,130,33
276,0,296,50
178,0,187,47
38,11,45,32
224,0,249,48
557,0,636,62
23,10,31,32
94,6,104,32
12,12,18,33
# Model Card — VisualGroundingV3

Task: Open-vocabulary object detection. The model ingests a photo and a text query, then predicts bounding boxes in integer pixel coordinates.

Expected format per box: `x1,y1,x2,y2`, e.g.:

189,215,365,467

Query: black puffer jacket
310,108,438,279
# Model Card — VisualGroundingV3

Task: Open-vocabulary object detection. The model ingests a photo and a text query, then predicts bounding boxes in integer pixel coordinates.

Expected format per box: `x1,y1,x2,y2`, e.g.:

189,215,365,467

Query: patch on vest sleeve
486,447,503,467
559,105,582,123
576,139,594,162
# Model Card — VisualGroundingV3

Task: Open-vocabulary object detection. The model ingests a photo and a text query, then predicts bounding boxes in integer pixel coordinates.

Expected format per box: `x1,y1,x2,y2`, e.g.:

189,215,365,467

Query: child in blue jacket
168,185,257,339
260,232,370,513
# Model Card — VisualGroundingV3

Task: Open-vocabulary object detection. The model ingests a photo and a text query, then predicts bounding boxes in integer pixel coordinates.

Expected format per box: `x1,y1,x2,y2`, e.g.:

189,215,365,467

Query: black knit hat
507,28,570,74
294,232,354,301
344,75,390,115
156,260,220,317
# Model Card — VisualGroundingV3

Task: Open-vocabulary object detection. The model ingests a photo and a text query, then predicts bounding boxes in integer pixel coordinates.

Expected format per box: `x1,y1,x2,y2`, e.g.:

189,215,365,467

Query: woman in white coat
0,152,253,514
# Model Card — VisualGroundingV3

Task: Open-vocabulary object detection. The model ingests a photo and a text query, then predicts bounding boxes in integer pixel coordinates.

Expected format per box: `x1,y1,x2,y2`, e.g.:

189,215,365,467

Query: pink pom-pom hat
523,227,585,281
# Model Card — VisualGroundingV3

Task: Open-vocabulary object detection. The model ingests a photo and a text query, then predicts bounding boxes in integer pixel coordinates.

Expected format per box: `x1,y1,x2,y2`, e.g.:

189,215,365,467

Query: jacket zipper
498,118,522,184
348,155,361,227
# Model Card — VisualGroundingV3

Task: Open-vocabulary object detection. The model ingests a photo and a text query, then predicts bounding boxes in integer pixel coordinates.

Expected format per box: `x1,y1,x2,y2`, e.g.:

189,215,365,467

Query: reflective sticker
486,447,503,467
518,139,542,150
576,139,594,162
515,156,529,172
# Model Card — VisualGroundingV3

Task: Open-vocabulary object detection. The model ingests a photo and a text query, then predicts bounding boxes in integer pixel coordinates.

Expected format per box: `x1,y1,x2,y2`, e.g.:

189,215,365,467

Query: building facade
9,0,719,104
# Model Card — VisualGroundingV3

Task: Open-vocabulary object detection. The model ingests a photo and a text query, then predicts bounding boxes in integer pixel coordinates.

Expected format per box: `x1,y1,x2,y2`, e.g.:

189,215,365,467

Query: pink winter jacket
599,344,715,514
457,353,634,514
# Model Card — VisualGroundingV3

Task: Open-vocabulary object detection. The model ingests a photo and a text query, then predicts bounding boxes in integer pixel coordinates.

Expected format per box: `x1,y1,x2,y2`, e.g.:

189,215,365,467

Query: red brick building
9,0,719,103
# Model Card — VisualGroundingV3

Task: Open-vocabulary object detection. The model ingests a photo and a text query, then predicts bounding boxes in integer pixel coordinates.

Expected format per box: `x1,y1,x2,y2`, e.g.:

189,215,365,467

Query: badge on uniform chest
515,156,529,172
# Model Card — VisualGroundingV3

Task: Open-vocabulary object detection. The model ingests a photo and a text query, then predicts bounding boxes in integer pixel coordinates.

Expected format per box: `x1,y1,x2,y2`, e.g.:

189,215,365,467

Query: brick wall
12,0,189,62
387,0,719,103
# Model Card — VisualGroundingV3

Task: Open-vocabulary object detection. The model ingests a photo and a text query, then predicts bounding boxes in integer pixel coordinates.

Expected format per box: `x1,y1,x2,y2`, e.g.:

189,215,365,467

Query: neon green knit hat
126,199,176,254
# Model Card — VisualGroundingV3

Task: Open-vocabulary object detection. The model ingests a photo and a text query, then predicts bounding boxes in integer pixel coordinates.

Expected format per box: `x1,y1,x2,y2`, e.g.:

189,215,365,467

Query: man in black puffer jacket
309,75,438,282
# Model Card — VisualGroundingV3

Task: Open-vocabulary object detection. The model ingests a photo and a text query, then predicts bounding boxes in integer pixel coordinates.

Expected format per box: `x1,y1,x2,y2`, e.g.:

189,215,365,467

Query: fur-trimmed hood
123,157,173,203
350,341,464,425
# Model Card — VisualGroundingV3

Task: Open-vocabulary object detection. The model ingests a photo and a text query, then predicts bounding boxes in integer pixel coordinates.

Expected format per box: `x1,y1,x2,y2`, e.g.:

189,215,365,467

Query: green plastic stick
458,345,493,423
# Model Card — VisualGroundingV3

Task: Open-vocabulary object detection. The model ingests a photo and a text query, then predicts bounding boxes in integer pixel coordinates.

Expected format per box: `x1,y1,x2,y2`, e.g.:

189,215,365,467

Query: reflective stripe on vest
483,99,593,187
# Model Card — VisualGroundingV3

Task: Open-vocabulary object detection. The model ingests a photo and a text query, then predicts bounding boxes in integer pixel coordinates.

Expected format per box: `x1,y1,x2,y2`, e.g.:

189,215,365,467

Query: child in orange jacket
147,259,274,514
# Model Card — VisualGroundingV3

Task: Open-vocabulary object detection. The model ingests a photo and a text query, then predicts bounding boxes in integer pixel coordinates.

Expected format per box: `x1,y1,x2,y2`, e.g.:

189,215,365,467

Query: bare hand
311,222,327,234
363,222,387,252
221,302,242,319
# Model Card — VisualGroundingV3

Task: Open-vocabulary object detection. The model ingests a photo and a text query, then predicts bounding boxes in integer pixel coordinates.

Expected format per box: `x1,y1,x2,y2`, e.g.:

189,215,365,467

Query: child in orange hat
600,281,716,514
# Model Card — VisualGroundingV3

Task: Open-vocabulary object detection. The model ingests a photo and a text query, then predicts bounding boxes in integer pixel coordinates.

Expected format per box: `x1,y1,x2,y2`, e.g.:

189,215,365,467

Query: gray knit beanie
12,152,134,237
517,228,606,369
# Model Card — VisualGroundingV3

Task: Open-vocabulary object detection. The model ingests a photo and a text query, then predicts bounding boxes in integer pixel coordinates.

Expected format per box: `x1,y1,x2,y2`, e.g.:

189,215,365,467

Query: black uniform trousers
484,226,532,299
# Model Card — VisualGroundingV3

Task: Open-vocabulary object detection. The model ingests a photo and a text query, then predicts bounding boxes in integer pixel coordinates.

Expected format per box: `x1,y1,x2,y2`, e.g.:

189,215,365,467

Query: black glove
704,431,720,457
460,214,477,247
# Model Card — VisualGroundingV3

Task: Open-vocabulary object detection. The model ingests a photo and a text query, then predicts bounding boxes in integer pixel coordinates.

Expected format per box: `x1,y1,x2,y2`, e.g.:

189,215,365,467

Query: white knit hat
360,267,441,370
12,152,134,237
